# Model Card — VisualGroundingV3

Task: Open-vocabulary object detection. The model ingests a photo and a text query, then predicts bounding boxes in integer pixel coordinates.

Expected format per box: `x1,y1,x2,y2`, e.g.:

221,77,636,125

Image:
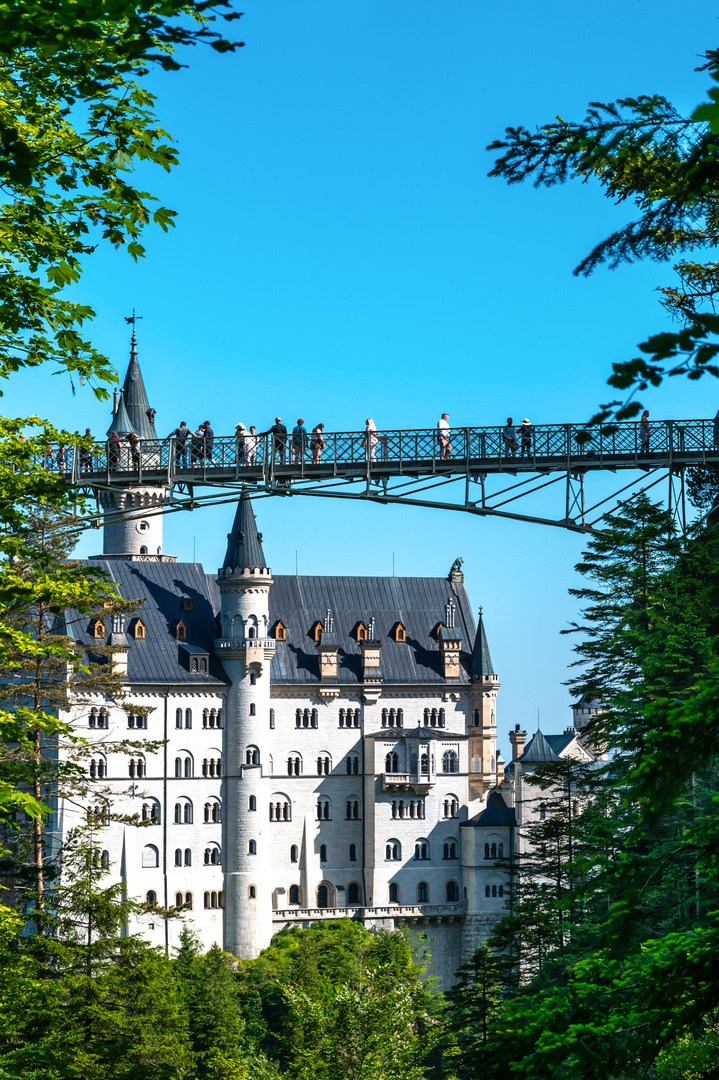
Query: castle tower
96,330,171,560
215,491,275,958
467,610,500,802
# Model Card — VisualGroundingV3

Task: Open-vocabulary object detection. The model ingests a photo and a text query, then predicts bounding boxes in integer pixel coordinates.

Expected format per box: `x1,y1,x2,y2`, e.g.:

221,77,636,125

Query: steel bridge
61,418,718,534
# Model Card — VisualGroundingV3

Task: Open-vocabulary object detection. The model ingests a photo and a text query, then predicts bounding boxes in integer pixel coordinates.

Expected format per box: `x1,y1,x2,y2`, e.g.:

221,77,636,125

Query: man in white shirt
437,413,451,460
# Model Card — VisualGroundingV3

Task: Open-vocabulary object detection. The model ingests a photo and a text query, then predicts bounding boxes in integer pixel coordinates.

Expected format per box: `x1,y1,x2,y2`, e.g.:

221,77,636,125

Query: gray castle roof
470,610,494,680
268,573,476,685
462,790,516,828
222,492,267,572
69,561,481,688
107,391,137,438
109,333,156,440
517,728,559,763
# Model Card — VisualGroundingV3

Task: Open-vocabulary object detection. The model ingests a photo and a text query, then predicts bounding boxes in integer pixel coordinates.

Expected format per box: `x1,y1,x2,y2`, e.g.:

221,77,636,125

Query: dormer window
272,620,287,641
434,622,444,639
355,622,367,642
391,622,407,643
90,618,105,639
174,619,187,642
180,598,193,611
132,619,146,640
310,621,323,643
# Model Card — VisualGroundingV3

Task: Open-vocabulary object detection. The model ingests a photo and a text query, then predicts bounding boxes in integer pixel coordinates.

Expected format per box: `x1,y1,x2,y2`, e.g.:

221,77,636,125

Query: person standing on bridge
264,417,287,465
107,430,122,470
640,410,650,453
128,430,141,469
246,425,258,465
235,423,248,465
311,423,326,464
437,414,452,460
520,419,533,457
203,421,215,465
503,418,519,457
80,428,93,472
365,418,378,462
169,421,190,468
292,419,308,465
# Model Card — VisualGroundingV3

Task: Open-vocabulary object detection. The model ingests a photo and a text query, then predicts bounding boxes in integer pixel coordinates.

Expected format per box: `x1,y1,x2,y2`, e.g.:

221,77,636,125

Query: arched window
346,799,360,820
100,850,110,868
250,672,257,685
349,843,357,861
473,708,480,726
184,756,192,778
317,883,329,908
417,881,428,903
247,626,256,638
311,709,318,728
185,708,192,729
142,844,159,868
446,880,459,902
248,795,256,811
184,892,192,909
385,840,401,861
491,884,497,898
211,891,218,908
146,890,157,905
389,882,399,903
289,884,300,905
204,799,221,823
175,848,182,866
348,882,361,904
420,753,429,775
442,750,459,773
204,892,210,909
316,798,331,821
184,848,191,866
270,708,275,729
443,841,458,860
490,842,497,859
346,755,358,774
205,844,222,864
317,755,331,775
175,891,183,907
485,884,491,898
290,844,298,863
175,708,183,729
249,703,256,715
385,752,399,773
247,840,256,856
320,844,327,862
287,755,302,775
245,746,259,766
539,806,546,820
141,800,160,824
498,843,504,858
414,840,429,860
269,796,291,822
444,796,459,819
484,843,490,859
499,884,504,897
248,885,257,899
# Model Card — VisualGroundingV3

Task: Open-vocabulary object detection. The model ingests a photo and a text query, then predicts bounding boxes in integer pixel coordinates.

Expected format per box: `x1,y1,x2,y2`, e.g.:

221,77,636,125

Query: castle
54,339,598,988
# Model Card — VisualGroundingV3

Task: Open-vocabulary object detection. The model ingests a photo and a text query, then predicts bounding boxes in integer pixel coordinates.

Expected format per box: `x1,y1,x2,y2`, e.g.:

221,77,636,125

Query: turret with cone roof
107,328,156,439
468,607,501,802
220,488,268,577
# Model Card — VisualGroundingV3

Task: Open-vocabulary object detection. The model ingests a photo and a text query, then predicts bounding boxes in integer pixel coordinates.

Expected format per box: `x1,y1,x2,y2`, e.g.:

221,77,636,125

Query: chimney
316,608,339,682
508,723,527,762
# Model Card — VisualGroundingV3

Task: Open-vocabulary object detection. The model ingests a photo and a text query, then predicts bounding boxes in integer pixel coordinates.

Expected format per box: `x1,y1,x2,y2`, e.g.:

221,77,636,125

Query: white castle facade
54,343,597,989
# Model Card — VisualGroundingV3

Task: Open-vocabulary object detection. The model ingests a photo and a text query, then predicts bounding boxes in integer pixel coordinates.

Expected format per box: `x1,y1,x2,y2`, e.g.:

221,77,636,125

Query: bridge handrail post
71,441,78,486
332,431,337,478
167,437,175,485
138,443,143,485
668,420,673,469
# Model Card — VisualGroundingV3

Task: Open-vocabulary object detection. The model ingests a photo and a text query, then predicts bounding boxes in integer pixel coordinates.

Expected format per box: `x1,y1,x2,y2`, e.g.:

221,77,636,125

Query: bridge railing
30,418,719,478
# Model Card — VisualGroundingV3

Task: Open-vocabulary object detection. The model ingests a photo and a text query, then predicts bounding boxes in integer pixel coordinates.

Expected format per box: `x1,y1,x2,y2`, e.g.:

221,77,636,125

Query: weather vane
124,308,143,327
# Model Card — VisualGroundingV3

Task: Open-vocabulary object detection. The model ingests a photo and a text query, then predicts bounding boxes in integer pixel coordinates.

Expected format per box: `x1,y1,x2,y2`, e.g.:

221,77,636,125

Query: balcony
381,772,434,793
214,637,275,651
272,900,467,924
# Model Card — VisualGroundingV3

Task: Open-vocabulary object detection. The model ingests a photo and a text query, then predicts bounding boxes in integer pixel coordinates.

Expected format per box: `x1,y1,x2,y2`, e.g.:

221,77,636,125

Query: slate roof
222,491,266,572
107,392,137,438
68,559,481,688
517,728,559,763
470,610,494,680
268,574,477,685
368,724,468,741
462,790,516,828
545,732,576,756
109,333,156,440
76,560,227,685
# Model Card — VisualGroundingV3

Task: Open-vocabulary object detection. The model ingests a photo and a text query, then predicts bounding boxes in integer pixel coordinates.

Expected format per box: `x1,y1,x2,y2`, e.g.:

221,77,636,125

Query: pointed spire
112,329,156,439
470,607,496,681
106,390,138,438
222,489,267,572
518,728,559,763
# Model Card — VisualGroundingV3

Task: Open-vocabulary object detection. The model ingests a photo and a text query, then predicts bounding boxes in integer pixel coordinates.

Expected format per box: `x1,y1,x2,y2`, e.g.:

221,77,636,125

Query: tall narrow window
270,709,275,729
349,843,357,861
290,844,298,863
320,844,327,862
248,795,256,811
176,708,183,729
185,708,192,729
184,848,191,866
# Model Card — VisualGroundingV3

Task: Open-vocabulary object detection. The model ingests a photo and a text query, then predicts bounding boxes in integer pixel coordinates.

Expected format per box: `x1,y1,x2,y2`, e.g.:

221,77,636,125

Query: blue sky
5,0,719,751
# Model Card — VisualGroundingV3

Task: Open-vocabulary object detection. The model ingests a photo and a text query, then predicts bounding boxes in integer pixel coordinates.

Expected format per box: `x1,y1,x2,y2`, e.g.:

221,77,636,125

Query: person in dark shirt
203,420,215,464
292,418,308,465
169,422,190,468
263,417,288,465
107,431,122,470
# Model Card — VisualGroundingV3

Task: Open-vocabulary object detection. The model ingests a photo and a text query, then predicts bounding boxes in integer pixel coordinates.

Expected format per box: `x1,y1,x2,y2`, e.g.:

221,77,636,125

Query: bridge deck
58,418,719,487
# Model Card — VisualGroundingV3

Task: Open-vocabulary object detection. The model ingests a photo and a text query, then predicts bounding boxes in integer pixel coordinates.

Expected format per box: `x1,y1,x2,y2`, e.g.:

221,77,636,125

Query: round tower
96,327,170,560
216,492,275,958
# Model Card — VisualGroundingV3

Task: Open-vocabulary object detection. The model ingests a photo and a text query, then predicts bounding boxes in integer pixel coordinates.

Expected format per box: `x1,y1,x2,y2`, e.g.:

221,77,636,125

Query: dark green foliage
440,946,503,1078
687,463,719,511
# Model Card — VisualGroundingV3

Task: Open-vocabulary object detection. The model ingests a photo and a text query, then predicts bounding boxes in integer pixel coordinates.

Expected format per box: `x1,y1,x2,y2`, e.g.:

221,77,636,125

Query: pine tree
0,830,193,1079
441,945,504,1079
